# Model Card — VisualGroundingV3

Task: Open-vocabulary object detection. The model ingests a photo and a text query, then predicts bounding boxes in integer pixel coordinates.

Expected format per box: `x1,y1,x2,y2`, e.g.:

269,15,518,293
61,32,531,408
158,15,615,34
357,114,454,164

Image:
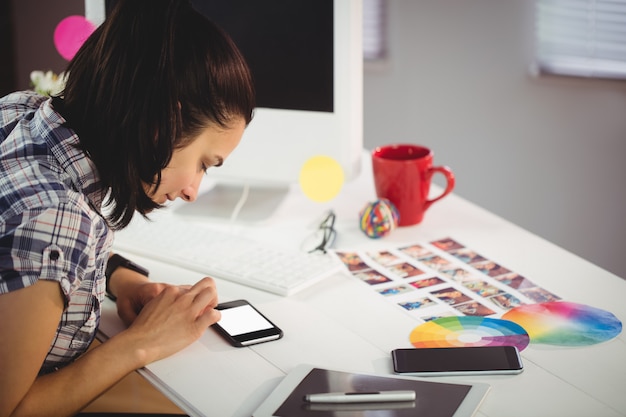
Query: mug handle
424,166,456,211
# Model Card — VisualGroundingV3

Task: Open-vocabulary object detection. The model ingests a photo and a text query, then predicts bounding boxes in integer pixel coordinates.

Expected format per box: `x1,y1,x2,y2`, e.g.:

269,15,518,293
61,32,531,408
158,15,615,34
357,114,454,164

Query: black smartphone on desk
212,299,283,347
392,346,524,376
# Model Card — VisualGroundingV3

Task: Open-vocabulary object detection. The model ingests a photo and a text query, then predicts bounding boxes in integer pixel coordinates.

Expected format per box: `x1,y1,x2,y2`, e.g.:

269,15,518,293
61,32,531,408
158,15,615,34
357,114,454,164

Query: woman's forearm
11,330,147,417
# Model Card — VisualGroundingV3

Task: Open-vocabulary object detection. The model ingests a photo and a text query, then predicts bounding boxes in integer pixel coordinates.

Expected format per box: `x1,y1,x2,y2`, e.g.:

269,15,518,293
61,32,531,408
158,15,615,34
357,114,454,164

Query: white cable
229,183,250,224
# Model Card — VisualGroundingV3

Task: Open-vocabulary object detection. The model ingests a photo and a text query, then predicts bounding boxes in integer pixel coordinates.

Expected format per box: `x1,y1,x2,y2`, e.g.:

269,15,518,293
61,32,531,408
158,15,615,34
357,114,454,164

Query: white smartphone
391,346,524,376
212,299,283,347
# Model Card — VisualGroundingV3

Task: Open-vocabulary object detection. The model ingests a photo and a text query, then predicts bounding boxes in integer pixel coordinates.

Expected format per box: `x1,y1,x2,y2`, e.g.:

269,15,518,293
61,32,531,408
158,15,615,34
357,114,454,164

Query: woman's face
148,118,245,205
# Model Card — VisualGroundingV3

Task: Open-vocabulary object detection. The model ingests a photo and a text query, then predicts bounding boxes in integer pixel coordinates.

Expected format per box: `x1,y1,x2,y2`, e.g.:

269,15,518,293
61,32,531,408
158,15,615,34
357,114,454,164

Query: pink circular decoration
54,16,96,61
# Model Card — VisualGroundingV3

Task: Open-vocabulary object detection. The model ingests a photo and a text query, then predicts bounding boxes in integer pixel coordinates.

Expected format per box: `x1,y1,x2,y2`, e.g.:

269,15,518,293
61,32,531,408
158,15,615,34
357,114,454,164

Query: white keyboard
113,216,343,296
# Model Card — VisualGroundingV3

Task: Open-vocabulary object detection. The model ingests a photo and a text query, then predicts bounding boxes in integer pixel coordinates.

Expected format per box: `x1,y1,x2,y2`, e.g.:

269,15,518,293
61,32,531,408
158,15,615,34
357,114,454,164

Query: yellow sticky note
299,155,344,202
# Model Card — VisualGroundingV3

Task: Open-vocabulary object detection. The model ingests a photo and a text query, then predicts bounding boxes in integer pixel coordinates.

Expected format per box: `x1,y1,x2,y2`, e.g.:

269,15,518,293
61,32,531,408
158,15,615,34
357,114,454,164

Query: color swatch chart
410,316,531,351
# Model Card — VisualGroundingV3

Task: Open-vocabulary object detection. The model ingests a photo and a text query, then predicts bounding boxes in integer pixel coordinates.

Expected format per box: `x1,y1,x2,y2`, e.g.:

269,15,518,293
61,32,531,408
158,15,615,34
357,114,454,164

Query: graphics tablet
252,364,490,417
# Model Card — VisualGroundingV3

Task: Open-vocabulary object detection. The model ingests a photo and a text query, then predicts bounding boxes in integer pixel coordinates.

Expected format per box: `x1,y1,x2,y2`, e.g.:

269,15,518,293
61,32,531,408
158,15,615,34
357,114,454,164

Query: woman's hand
109,264,221,364
123,277,221,364
115,280,177,326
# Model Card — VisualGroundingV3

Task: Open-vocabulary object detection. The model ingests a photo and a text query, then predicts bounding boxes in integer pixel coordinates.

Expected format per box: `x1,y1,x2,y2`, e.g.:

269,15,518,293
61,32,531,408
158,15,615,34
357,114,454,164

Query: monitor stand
173,183,290,223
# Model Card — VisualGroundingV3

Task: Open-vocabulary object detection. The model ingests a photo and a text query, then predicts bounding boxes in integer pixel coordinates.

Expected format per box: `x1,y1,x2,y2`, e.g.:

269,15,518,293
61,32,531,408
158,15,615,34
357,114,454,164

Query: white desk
99,156,626,417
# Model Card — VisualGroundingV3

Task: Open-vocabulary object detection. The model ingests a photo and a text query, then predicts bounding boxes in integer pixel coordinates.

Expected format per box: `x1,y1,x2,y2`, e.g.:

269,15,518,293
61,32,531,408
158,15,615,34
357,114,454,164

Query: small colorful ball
359,199,400,238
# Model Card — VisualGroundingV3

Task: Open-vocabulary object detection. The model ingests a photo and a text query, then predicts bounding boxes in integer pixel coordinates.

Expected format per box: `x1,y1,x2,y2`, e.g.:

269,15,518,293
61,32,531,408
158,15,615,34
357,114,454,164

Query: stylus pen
304,390,416,404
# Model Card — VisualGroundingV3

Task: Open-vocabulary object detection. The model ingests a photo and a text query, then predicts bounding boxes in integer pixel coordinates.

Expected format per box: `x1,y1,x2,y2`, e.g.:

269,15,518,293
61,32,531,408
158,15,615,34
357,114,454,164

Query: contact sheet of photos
334,237,561,322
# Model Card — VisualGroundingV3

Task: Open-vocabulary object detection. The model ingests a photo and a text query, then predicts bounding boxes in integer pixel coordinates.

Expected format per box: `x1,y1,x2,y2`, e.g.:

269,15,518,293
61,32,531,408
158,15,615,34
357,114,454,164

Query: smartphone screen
392,346,523,376
212,300,283,347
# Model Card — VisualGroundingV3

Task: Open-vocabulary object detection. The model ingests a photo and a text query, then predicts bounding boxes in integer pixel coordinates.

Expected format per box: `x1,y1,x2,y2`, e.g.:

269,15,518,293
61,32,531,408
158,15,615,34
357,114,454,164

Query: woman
0,0,254,415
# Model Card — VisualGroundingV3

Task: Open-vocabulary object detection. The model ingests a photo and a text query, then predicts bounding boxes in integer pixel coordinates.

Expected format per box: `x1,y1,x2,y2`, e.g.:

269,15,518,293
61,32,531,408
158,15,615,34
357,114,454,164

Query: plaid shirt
0,91,113,374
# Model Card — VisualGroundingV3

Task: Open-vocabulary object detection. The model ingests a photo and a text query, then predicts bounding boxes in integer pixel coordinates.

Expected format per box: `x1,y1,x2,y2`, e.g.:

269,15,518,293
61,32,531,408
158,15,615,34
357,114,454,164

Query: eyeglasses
301,210,337,254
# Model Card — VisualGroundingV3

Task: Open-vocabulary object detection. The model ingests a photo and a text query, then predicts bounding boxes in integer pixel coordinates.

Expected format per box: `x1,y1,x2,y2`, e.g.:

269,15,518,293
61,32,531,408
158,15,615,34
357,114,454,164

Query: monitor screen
192,1,334,113
86,0,363,221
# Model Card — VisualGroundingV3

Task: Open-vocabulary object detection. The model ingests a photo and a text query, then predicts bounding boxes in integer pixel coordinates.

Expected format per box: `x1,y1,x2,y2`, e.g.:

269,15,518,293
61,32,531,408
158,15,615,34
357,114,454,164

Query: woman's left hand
115,280,190,326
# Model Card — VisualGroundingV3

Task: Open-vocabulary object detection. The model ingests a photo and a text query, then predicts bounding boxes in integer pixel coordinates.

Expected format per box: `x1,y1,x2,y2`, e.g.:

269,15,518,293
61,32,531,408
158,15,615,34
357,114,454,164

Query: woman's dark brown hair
54,0,255,229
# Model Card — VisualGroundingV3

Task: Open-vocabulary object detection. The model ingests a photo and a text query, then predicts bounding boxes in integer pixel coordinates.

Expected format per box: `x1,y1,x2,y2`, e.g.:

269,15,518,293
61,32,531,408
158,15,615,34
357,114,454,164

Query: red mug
372,144,455,226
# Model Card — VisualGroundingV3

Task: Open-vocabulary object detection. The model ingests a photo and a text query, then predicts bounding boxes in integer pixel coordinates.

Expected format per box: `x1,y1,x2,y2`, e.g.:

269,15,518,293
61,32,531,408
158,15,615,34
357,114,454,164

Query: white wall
363,0,626,279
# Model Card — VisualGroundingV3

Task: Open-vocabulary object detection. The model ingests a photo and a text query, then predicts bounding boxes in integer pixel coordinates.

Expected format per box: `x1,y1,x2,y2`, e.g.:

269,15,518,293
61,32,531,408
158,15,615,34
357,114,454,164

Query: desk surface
99,156,626,417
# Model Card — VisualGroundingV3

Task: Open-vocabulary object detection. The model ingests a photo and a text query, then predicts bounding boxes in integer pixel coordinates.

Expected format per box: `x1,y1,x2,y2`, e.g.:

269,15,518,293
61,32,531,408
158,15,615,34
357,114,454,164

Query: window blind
536,0,626,79
363,0,387,61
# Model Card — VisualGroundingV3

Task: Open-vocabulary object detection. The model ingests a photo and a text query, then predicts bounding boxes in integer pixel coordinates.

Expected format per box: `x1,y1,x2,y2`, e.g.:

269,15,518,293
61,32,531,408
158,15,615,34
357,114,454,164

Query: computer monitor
85,0,363,222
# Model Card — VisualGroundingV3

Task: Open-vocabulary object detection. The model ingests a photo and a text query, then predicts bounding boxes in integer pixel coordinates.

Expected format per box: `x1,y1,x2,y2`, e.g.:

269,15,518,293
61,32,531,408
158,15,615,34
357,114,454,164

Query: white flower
30,70,67,97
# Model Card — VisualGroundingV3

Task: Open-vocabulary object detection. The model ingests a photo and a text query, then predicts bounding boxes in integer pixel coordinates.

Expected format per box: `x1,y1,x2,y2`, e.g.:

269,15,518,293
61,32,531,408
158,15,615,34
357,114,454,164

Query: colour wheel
410,316,530,351
502,301,622,346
